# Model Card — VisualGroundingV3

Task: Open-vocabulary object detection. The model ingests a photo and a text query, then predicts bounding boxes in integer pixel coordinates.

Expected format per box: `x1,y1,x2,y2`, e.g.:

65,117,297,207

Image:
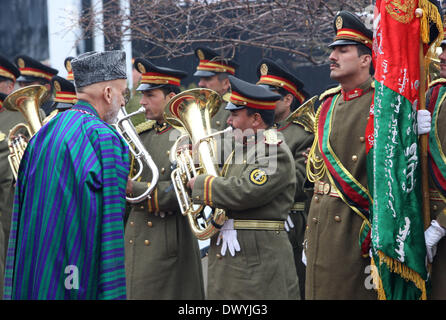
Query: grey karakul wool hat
71,50,127,88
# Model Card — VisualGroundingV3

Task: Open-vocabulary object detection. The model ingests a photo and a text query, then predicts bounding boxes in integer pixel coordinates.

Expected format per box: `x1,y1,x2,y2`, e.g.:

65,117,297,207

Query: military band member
421,32,446,299
0,55,20,95
14,55,58,116
304,11,376,299
0,57,25,299
125,58,205,300
188,75,299,300
256,58,313,299
193,46,238,132
42,75,77,124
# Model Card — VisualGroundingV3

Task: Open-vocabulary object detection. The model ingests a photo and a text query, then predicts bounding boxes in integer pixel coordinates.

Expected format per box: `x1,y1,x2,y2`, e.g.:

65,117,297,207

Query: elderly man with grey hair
3,51,131,300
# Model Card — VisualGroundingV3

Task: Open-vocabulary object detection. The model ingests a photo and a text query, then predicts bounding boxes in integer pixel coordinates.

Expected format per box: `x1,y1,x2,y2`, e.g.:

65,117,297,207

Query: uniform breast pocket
164,217,178,257
239,231,261,267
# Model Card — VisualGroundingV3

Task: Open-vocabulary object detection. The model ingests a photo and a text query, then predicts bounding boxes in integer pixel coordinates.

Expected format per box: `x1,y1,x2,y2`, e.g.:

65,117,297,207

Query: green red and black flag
366,0,443,300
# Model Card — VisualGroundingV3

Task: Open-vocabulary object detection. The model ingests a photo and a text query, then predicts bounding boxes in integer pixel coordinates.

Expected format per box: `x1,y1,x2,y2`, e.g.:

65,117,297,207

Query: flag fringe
375,250,427,300
419,0,444,47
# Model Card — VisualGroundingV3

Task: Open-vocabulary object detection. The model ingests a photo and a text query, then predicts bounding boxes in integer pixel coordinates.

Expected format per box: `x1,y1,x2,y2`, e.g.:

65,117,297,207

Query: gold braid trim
428,78,446,88
306,105,326,183
318,85,342,102
419,0,443,47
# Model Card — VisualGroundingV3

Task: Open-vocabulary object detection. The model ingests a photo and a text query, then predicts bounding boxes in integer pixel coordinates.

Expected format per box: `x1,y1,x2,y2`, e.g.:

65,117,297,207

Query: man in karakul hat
3,50,131,300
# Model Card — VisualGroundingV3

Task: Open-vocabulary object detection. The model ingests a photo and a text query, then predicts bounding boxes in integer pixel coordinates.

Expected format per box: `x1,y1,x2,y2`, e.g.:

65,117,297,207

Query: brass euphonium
285,95,318,133
164,88,231,240
115,106,159,203
4,85,48,180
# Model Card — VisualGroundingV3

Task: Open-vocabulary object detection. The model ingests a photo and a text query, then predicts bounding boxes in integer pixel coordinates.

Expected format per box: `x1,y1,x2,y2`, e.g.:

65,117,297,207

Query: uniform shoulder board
263,128,282,145
429,78,446,88
135,120,155,134
319,85,342,101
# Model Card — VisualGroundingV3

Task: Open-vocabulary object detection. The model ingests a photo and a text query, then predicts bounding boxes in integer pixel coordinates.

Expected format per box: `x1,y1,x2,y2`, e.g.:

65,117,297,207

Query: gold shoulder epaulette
135,120,155,134
429,78,446,88
263,128,282,145
319,85,342,101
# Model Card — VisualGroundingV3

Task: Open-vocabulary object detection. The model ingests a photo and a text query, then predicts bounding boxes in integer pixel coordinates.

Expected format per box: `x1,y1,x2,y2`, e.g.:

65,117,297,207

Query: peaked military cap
51,75,77,109
226,75,281,111
193,47,238,77
134,58,187,91
64,56,75,81
329,11,372,49
15,55,58,84
0,55,20,82
256,58,309,105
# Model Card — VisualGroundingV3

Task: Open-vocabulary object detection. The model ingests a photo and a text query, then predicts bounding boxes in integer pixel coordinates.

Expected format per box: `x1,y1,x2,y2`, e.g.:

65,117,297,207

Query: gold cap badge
260,63,268,76
336,16,343,30
138,62,146,74
197,49,205,60
17,58,25,69
54,80,61,92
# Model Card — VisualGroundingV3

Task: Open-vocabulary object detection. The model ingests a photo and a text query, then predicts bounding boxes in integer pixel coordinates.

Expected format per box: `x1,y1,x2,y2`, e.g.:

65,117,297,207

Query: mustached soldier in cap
304,11,376,299
0,55,20,95
194,47,238,131
15,55,58,116
256,58,314,299
125,58,205,300
188,76,299,299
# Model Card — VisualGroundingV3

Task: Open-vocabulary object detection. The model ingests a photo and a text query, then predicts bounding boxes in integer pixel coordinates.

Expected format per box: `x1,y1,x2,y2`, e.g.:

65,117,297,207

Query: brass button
359,136,365,143
147,221,153,227
216,121,221,126
167,150,170,155
243,160,247,164
352,155,358,162
314,196,319,203
433,205,438,211
129,240,133,244
129,221,134,226
139,205,144,210
161,167,165,174
144,240,150,246
334,215,341,222
216,253,222,259
312,217,318,224
195,196,200,200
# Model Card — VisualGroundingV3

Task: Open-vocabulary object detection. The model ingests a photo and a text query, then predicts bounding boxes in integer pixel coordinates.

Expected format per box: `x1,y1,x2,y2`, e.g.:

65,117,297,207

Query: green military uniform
256,58,314,299
424,78,446,299
191,75,299,299
125,58,205,300
275,119,313,298
0,94,27,300
125,121,205,299
305,78,376,299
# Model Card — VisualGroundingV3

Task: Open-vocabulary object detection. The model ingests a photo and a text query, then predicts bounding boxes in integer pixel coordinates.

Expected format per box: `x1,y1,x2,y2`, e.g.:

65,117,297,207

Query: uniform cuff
191,174,216,206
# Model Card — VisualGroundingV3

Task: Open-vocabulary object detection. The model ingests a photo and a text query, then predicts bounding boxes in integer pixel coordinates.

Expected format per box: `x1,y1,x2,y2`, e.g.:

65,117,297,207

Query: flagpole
418,33,431,231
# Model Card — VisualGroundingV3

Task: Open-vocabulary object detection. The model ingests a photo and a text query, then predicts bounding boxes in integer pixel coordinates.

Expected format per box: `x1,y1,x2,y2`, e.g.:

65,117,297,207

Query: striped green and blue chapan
4,100,130,300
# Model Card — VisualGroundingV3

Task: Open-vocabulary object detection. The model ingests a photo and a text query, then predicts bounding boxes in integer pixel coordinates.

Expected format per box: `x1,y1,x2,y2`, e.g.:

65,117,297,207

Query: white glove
302,249,307,266
284,215,295,232
417,109,431,135
216,219,241,257
425,219,446,263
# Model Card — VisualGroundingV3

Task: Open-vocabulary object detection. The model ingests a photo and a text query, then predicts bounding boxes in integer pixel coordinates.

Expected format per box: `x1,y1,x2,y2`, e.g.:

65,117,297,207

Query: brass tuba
115,106,159,203
285,95,318,133
164,88,231,240
4,85,48,180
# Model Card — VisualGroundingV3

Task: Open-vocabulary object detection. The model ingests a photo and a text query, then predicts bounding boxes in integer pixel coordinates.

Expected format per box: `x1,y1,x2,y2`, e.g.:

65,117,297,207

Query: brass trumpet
285,95,318,133
164,88,230,240
4,85,48,180
115,106,159,203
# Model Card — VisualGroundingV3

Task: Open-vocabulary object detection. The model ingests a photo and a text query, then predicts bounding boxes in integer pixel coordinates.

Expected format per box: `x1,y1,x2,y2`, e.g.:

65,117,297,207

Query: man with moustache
124,58,205,300
3,51,130,300
303,11,376,299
